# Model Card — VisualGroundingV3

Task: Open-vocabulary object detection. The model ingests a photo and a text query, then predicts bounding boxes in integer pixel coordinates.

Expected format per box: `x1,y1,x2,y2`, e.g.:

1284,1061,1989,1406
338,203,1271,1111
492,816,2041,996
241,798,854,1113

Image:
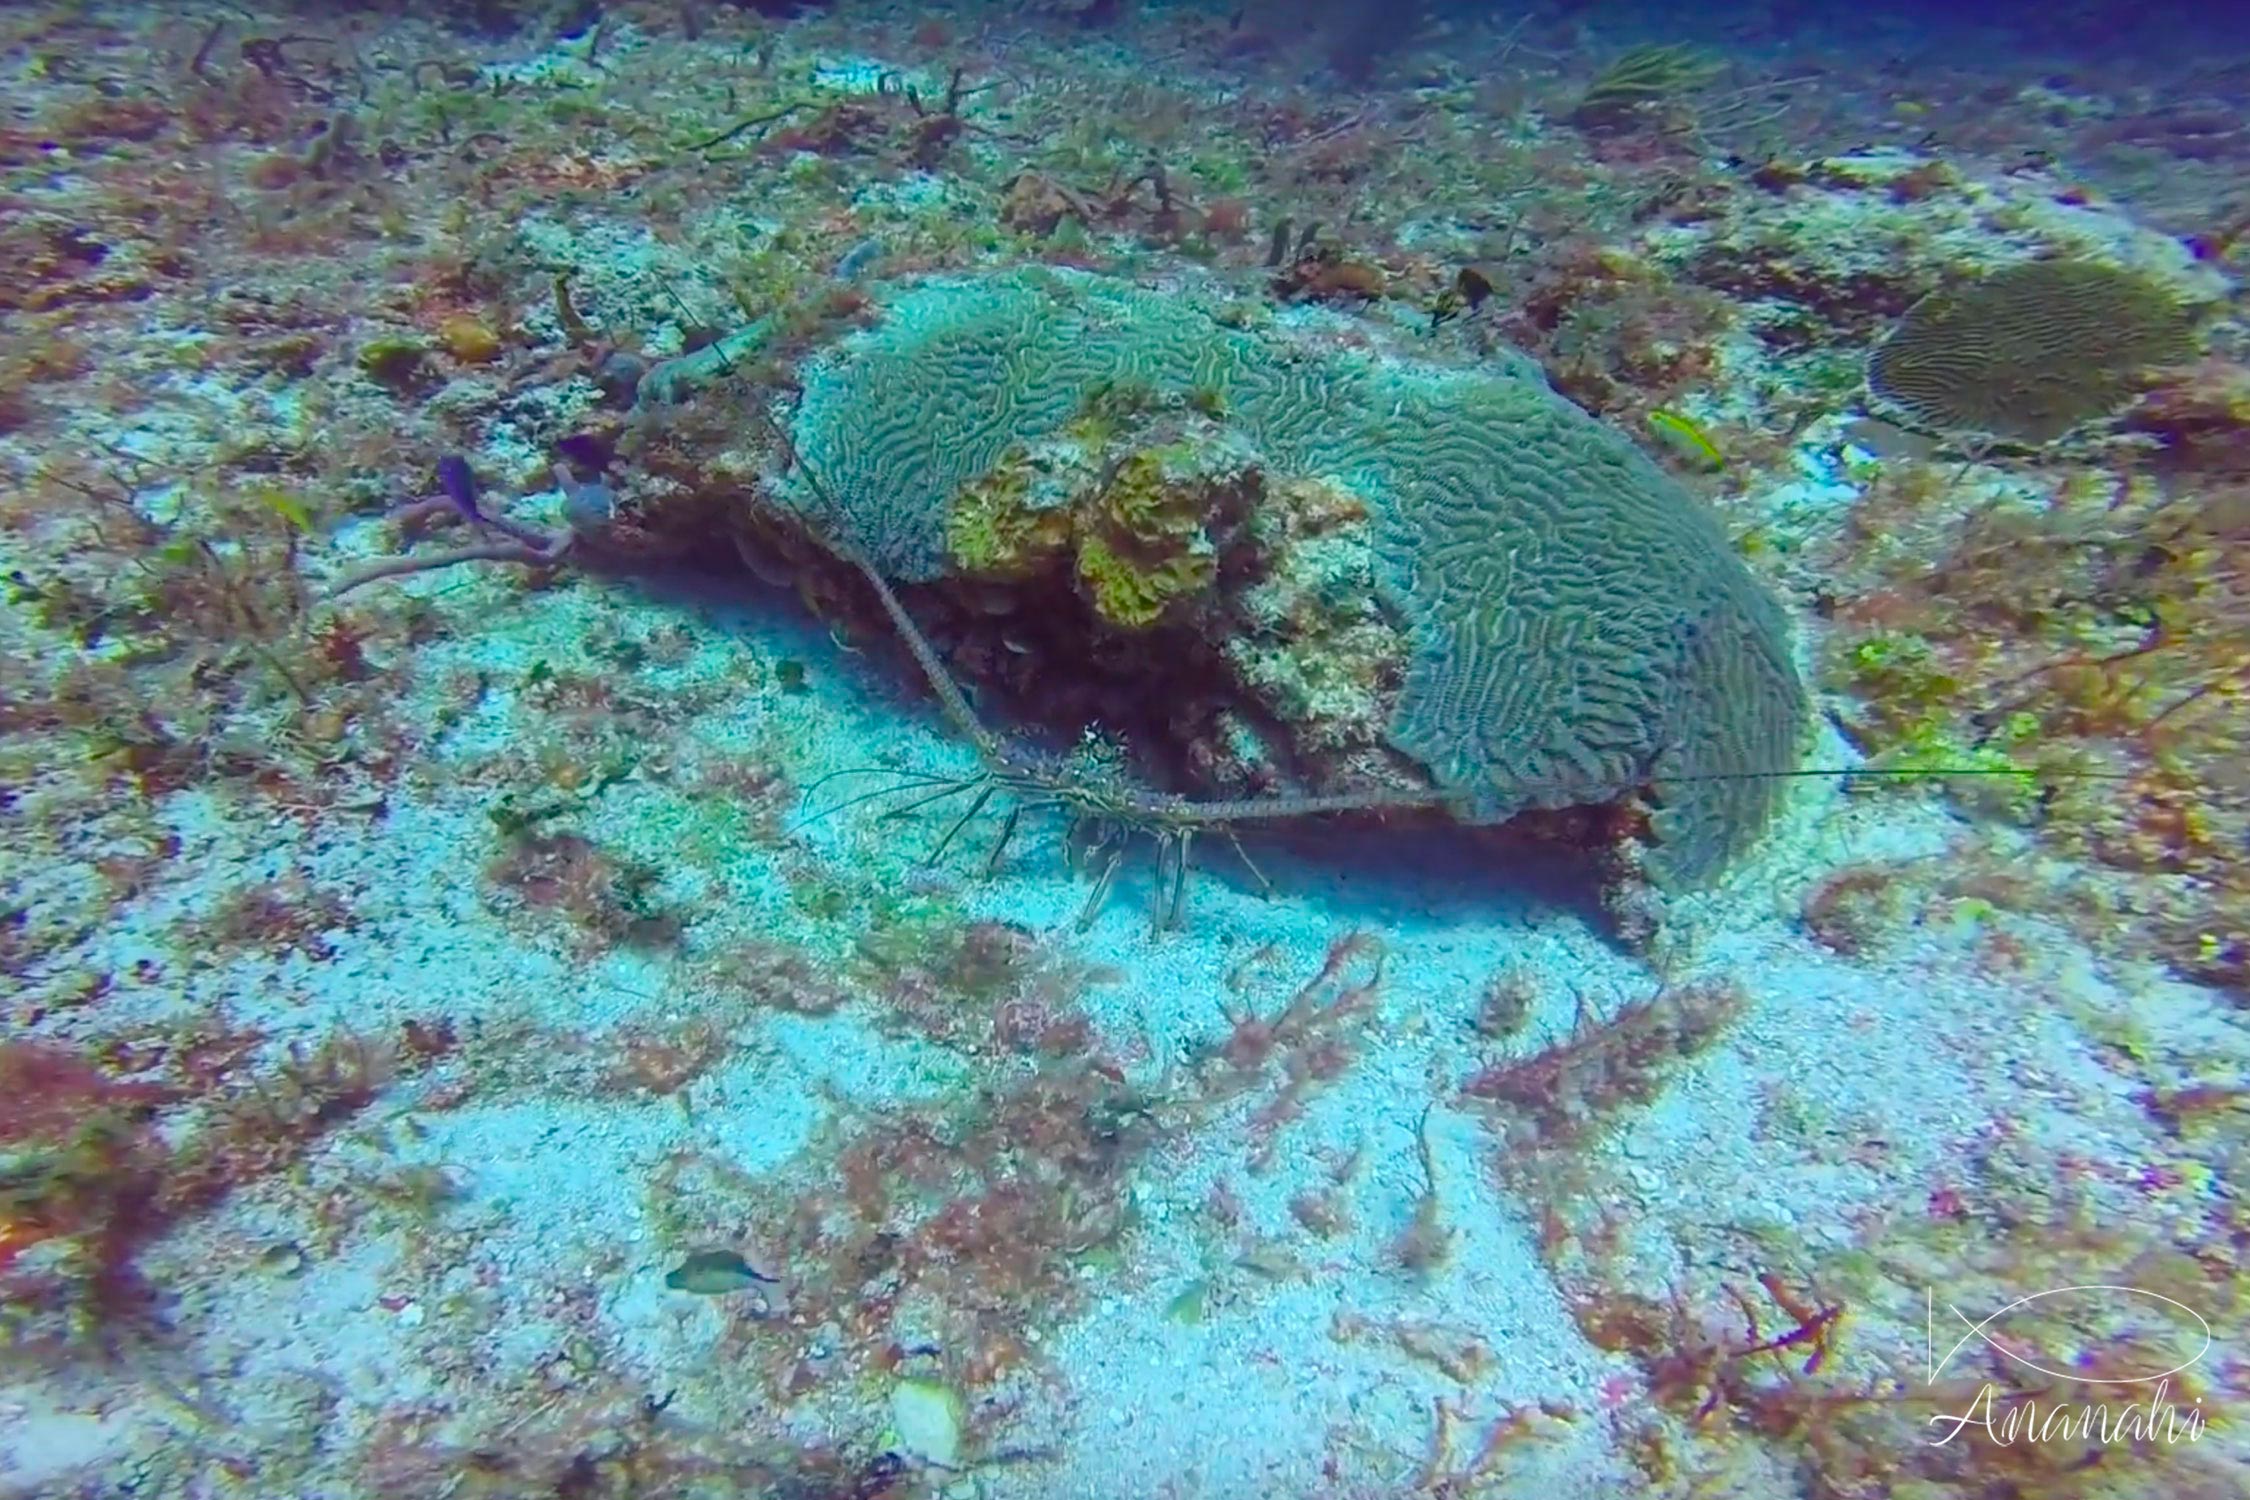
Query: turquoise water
0,2,2243,1496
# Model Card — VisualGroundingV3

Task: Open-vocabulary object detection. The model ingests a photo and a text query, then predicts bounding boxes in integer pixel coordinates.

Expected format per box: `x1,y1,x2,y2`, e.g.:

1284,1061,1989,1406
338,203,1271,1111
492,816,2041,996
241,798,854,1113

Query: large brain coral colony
773,269,1808,883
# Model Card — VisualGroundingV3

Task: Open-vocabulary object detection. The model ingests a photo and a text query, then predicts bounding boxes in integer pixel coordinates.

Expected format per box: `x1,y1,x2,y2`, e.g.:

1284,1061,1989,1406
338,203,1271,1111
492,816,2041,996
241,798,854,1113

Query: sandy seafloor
6,551,2241,1498
1,3,2247,1498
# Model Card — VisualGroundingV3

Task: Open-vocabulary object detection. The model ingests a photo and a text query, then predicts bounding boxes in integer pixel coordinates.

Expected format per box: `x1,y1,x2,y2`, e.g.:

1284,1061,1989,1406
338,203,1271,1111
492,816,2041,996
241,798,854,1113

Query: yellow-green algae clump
943,434,1251,629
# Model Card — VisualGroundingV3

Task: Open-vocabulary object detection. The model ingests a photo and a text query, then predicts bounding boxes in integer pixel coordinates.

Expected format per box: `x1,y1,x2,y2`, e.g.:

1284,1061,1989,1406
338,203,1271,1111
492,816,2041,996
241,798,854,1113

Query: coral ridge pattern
781,270,1808,880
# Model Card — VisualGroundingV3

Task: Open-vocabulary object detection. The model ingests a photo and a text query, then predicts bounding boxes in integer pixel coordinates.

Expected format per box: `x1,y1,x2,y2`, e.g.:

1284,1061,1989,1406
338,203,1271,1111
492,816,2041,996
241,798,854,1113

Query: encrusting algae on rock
942,407,1258,630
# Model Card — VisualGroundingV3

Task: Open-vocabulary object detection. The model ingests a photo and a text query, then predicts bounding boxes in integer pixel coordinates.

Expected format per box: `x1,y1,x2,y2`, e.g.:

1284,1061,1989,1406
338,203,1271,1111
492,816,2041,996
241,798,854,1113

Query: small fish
1647,408,1725,471
433,454,487,525
663,1248,773,1295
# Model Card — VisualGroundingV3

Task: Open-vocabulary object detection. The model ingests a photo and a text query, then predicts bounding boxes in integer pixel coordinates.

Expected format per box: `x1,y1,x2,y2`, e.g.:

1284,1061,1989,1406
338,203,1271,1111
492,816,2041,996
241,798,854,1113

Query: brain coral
773,269,1806,885
1867,259,2196,444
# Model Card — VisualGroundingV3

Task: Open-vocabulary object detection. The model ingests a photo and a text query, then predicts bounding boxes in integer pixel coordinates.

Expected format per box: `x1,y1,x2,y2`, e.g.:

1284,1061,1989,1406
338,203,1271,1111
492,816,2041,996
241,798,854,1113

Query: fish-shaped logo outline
1926,1283,2211,1386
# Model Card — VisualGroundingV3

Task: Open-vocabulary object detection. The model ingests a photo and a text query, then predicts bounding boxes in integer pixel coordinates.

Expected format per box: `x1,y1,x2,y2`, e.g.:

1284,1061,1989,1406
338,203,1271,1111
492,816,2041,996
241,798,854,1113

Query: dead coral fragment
1868,260,2197,444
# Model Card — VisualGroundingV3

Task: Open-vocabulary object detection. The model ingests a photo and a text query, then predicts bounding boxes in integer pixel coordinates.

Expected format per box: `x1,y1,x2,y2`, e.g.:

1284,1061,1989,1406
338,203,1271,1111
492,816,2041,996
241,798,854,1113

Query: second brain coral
1868,259,2197,444
772,270,1809,887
